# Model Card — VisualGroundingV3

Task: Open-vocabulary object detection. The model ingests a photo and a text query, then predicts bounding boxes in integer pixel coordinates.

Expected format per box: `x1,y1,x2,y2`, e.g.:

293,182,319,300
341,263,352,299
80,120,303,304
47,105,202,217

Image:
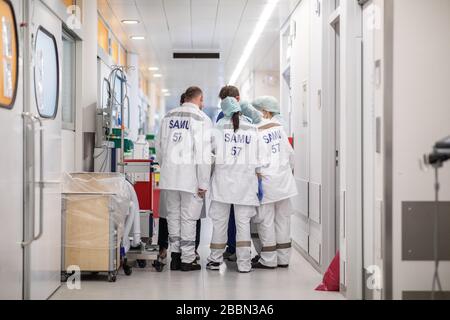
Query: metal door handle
342,190,346,238
22,113,35,247
35,116,44,242
21,113,44,247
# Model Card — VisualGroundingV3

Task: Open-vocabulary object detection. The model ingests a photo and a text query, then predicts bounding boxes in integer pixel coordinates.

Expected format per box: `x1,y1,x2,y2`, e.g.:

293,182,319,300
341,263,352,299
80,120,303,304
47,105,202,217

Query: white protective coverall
255,119,298,267
208,116,266,272
155,103,212,264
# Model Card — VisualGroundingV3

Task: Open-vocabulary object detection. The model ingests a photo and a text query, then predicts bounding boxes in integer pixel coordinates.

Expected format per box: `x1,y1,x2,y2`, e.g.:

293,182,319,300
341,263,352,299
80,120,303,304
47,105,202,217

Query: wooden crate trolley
61,173,129,282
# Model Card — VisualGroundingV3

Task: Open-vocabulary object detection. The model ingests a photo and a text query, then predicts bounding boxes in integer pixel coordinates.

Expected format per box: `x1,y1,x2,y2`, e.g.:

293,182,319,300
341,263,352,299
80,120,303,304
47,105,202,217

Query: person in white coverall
239,101,265,261
155,86,212,272
251,96,298,269
207,97,266,273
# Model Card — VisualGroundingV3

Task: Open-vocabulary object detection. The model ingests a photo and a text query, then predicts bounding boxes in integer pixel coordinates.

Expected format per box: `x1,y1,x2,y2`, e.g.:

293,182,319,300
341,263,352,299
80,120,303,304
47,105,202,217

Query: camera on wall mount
424,136,450,168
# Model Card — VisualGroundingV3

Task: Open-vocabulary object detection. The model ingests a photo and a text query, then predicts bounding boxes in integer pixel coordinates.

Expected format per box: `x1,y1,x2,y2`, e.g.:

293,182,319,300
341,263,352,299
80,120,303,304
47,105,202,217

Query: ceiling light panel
122,20,140,24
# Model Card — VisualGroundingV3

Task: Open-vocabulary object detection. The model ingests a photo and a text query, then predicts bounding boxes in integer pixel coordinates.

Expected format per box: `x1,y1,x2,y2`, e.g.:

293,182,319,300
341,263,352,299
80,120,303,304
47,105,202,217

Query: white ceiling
98,0,300,110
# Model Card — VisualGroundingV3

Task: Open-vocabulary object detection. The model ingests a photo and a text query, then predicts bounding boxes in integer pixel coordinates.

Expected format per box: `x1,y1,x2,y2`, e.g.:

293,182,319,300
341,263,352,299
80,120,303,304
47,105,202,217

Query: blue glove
257,176,264,202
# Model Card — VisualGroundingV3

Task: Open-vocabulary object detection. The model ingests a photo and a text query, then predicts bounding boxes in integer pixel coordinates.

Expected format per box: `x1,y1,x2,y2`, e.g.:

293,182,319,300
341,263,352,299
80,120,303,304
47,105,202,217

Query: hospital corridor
1,0,450,305
51,219,344,300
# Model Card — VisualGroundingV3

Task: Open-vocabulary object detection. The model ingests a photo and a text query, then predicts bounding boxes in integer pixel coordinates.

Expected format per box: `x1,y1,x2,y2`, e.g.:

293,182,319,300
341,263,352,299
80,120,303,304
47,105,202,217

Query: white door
362,0,376,298
23,0,62,300
333,20,341,255
0,0,23,300
362,0,384,300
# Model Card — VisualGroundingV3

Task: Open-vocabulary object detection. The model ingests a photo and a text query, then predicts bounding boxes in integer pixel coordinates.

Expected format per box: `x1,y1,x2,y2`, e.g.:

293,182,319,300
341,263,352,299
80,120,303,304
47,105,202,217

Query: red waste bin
152,188,160,219
134,181,152,210
316,252,340,292
126,160,160,218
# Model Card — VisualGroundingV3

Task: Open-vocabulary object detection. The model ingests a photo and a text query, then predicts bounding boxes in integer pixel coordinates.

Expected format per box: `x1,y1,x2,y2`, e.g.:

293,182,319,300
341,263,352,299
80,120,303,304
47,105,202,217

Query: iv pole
426,138,450,300
431,163,443,300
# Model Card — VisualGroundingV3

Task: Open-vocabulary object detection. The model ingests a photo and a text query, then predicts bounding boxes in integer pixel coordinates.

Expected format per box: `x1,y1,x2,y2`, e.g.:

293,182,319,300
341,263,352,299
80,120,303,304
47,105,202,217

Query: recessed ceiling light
162,89,169,93
148,67,159,71
153,74,163,78
122,20,140,25
130,36,145,40
229,0,280,85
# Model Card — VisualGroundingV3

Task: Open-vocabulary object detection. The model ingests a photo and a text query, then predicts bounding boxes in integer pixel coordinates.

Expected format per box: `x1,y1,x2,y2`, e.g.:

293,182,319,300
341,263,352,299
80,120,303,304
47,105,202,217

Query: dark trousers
195,219,201,251
227,205,237,254
158,218,201,251
158,218,169,250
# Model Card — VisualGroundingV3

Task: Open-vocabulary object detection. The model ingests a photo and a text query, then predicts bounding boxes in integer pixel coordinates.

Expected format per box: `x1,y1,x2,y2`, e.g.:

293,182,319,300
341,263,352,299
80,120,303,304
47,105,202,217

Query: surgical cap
221,97,242,117
240,101,263,124
252,96,280,115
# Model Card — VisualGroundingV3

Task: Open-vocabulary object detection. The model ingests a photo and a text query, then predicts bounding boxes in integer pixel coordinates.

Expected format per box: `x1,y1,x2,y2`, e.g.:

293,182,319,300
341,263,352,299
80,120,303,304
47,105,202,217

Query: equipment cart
120,160,162,274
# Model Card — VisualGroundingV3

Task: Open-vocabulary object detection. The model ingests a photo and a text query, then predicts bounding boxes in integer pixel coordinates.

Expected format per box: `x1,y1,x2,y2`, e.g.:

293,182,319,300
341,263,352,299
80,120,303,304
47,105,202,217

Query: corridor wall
385,0,450,300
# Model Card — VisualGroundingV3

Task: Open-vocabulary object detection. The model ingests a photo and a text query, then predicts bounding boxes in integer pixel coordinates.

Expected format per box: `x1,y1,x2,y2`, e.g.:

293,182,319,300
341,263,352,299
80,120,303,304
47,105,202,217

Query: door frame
0,0,24,300
382,0,394,301
321,0,341,280
322,0,365,299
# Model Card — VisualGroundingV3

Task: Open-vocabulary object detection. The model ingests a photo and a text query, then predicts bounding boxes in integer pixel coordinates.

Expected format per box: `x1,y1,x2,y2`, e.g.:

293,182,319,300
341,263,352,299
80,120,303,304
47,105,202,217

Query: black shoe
170,253,182,271
223,250,233,259
252,262,276,270
158,254,168,266
278,264,289,269
181,261,202,272
251,255,261,264
206,262,222,271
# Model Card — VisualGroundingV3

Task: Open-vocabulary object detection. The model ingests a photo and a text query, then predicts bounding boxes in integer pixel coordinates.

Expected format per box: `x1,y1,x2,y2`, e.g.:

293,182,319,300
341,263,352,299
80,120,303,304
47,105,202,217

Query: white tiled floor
51,219,344,300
